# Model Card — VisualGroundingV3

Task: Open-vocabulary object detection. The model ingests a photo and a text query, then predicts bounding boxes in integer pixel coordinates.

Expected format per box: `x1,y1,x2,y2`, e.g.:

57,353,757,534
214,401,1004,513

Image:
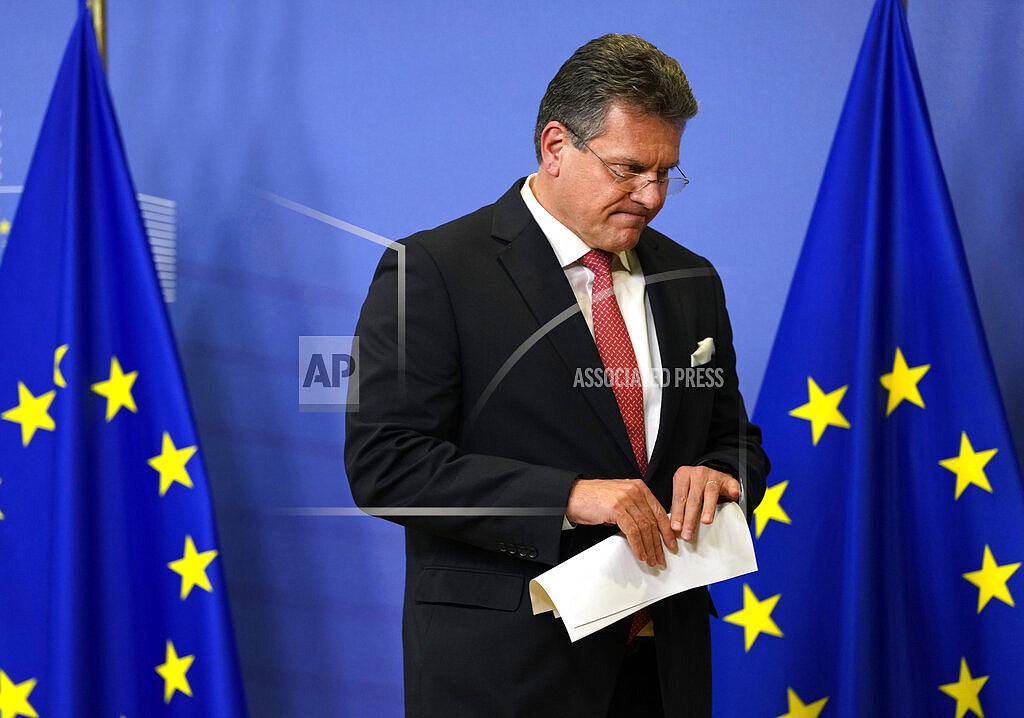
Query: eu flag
711,0,1024,715
0,4,247,715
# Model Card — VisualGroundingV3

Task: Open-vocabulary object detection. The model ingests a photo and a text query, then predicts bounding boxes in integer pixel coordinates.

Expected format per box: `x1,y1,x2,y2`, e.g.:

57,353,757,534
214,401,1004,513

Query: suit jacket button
498,542,507,553
528,548,538,559
517,545,528,557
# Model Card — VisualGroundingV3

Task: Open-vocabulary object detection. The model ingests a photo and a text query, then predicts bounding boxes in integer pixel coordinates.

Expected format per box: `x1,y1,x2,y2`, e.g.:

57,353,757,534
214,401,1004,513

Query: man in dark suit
345,34,769,717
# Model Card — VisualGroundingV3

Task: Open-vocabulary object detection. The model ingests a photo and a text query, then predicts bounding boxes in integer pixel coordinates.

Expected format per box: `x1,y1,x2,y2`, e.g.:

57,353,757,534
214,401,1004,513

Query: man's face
546,103,682,253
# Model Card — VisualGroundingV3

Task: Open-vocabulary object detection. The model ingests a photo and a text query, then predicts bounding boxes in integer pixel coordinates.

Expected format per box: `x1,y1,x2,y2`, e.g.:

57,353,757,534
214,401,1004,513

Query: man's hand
565,479,676,567
669,465,740,542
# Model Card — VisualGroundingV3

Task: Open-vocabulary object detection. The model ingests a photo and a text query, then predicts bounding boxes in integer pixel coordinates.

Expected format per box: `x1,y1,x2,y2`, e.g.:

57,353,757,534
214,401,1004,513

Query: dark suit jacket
345,179,769,717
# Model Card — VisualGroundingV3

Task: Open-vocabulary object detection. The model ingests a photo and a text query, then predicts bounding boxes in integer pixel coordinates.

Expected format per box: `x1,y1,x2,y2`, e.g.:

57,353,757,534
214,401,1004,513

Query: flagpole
86,0,107,69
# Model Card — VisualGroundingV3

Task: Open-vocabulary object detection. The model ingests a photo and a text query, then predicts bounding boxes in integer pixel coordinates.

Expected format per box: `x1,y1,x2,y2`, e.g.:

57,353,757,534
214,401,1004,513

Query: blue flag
711,0,1024,716
0,5,247,715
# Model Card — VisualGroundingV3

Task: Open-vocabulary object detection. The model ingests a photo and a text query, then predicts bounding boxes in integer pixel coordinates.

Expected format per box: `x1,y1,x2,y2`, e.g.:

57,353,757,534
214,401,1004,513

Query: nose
628,179,664,209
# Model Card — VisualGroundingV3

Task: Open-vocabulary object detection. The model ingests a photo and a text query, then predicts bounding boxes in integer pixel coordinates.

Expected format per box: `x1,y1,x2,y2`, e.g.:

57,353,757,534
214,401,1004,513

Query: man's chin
600,230,643,254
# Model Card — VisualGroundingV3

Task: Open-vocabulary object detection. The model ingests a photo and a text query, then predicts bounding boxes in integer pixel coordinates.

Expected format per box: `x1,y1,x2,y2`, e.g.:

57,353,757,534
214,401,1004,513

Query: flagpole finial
86,0,107,70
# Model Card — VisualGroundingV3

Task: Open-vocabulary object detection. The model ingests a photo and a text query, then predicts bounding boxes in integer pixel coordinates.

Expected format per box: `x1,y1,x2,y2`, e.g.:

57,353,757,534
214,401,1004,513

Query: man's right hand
565,478,677,567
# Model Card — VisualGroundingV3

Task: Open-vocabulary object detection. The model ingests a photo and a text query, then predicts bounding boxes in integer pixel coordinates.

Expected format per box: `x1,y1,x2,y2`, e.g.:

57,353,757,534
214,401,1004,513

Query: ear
538,121,570,178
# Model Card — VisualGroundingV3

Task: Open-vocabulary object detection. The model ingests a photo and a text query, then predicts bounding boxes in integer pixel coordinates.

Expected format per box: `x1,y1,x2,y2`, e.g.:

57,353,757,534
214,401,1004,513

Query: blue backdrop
1,2,1021,715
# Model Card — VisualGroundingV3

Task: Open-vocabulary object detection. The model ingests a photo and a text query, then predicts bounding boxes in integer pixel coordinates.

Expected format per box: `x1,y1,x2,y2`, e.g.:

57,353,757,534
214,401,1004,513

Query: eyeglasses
563,123,689,196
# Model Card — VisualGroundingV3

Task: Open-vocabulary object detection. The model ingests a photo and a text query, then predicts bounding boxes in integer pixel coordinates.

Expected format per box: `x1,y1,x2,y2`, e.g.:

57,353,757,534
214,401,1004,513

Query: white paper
529,501,757,642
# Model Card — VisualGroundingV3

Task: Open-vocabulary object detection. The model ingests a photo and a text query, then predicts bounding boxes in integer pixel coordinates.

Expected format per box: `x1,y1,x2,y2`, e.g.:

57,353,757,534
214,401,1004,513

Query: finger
624,480,663,566
620,518,647,563
620,507,658,565
610,484,650,563
723,477,741,502
624,498,662,567
644,490,677,553
680,476,706,542
701,478,722,524
669,470,690,534
646,510,666,567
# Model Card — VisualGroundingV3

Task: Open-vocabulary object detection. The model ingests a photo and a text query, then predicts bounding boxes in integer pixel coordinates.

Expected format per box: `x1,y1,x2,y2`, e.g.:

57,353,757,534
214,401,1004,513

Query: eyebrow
606,154,679,172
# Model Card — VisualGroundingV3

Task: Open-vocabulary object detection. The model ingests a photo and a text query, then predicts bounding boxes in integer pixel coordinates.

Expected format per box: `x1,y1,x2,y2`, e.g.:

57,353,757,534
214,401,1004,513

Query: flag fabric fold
711,0,1024,715
0,4,247,715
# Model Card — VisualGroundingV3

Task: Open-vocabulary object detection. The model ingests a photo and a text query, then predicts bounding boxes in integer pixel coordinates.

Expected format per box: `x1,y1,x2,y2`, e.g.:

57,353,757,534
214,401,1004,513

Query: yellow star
753,480,791,539
938,657,987,718
789,377,850,445
0,669,39,718
963,544,1020,613
723,583,783,651
147,432,197,497
0,219,10,236
879,347,930,416
90,356,138,422
168,535,219,600
53,344,69,389
939,432,997,500
155,640,194,704
777,687,828,718
2,382,56,447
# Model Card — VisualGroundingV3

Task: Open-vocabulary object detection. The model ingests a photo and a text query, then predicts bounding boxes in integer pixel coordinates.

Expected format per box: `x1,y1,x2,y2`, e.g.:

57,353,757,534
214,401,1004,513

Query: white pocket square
690,337,715,367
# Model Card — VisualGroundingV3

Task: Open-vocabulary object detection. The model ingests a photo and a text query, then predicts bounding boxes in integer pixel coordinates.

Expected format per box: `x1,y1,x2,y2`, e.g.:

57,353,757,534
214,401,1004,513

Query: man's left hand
669,465,740,542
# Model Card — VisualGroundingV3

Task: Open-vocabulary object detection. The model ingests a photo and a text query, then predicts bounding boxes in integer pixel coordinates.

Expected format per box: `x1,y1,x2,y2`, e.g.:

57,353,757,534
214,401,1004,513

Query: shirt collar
520,174,634,272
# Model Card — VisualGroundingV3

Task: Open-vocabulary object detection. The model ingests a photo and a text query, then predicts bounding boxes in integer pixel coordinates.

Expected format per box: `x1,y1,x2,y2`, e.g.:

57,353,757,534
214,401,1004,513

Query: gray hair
534,34,699,162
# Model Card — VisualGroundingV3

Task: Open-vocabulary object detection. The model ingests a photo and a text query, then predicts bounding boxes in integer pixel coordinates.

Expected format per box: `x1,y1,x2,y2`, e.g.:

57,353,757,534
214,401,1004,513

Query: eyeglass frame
560,122,689,195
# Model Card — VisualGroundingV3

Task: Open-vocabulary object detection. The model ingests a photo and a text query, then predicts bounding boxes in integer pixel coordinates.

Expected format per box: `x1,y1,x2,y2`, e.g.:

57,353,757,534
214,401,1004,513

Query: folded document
529,502,757,642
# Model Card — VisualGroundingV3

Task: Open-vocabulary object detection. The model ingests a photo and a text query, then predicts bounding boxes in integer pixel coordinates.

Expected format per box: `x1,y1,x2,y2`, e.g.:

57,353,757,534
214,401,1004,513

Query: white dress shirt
521,176,746,532
520,175,663,460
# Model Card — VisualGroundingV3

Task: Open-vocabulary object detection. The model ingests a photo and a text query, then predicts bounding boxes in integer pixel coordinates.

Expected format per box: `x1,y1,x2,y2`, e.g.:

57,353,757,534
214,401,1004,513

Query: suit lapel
634,233,699,479
491,182,638,472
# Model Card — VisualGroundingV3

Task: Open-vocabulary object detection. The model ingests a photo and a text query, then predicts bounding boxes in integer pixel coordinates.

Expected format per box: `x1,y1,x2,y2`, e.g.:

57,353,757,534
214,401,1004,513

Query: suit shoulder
642,226,717,272
397,180,528,260
404,204,493,246
397,190,516,264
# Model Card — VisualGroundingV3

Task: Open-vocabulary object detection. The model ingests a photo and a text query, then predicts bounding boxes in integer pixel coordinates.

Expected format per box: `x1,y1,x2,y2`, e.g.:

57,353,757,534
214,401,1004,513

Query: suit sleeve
344,238,578,565
696,266,770,517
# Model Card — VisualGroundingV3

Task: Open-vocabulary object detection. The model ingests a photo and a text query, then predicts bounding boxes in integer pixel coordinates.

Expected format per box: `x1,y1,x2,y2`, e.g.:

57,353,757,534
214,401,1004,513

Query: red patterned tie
579,250,648,475
579,249,651,641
